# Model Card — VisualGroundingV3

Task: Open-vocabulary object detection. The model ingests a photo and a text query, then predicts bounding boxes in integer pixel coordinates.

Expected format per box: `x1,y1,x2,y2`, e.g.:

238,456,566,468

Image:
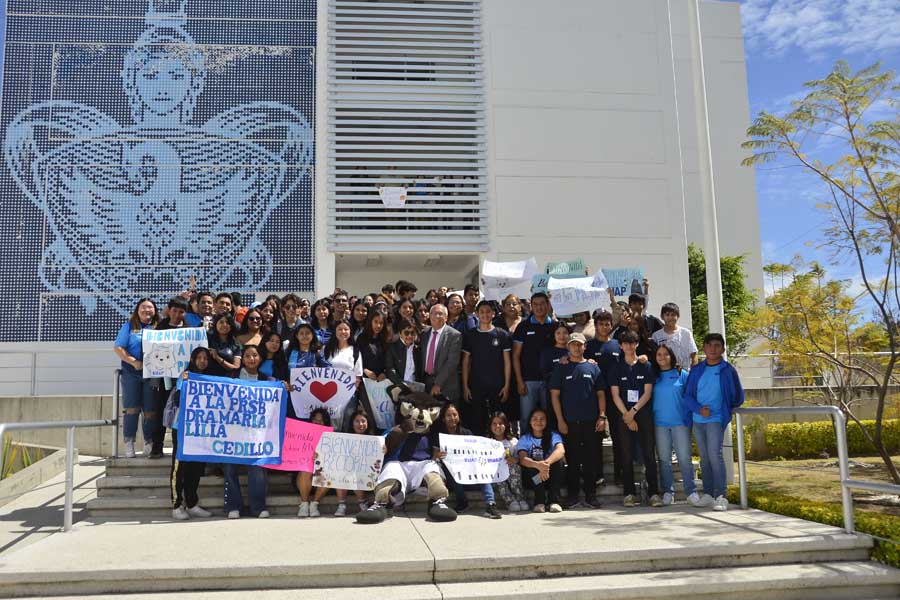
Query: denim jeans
655,425,695,496
223,464,268,516
519,380,545,432
443,463,495,504
693,421,726,498
120,364,155,442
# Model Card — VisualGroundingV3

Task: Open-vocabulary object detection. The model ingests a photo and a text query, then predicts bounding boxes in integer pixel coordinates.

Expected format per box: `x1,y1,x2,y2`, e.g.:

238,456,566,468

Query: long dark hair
128,297,159,331
287,323,321,356
238,308,263,335
310,298,333,330
489,411,512,441
210,313,237,345
438,402,462,435
358,310,391,351
323,320,353,359
526,407,553,455
654,343,679,373
309,407,332,427
187,347,211,374
346,409,373,434
260,331,289,376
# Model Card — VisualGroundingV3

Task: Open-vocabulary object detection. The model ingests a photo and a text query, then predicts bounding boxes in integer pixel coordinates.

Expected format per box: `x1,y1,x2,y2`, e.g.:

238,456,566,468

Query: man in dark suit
420,304,462,402
385,318,422,387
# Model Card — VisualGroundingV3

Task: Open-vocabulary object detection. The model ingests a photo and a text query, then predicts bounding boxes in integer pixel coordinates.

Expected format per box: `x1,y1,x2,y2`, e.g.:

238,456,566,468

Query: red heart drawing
310,380,338,403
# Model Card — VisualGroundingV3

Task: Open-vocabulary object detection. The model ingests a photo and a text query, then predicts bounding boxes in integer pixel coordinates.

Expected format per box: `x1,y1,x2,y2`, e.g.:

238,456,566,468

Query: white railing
735,405,900,535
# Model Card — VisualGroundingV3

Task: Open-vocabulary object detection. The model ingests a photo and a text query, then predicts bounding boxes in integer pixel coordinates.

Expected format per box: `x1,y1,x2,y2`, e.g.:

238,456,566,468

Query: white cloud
741,0,900,57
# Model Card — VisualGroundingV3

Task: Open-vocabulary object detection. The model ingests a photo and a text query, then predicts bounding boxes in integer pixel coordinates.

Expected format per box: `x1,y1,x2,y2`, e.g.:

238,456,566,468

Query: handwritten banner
265,418,332,473
547,276,608,316
313,432,384,491
481,258,538,301
603,268,645,299
142,327,208,378
290,367,357,422
176,373,287,466
439,434,509,484
546,258,586,277
364,379,395,430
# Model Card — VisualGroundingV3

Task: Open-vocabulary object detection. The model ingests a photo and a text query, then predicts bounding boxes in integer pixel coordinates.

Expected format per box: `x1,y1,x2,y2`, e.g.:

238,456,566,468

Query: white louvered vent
327,0,488,252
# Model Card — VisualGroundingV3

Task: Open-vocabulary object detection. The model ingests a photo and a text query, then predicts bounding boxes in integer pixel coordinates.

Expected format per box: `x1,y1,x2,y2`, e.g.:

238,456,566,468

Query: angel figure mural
3,0,313,317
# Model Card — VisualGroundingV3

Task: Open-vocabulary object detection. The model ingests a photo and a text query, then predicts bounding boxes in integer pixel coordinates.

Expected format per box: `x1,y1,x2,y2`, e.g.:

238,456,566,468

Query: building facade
0,0,762,394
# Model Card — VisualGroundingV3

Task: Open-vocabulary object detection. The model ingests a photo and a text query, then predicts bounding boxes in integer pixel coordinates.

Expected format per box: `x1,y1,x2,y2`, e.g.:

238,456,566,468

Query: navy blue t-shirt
549,360,606,422
585,338,622,387
540,346,569,382
462,327,511,389
512,315,557,381
610,360,656,408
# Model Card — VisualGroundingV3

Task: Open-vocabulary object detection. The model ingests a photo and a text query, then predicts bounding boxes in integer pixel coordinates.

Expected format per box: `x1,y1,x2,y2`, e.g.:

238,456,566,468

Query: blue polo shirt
693,363,724,423
512,315,557,381
114,322,153,361
652,368,689,427
549,360,605,422
610,360,656,406
585,337,622,386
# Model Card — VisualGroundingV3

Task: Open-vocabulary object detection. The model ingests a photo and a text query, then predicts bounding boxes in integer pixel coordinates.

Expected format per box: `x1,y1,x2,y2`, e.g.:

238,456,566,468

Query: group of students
113,279,744,520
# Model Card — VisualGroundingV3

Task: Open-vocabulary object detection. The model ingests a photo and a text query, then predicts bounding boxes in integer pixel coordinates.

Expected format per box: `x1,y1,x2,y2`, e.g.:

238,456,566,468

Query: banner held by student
313,432,384,491
291,367,357,423
142,327,208,378
439,433,509,485
177,373,287,466
265,418,332,473
363,378,395,430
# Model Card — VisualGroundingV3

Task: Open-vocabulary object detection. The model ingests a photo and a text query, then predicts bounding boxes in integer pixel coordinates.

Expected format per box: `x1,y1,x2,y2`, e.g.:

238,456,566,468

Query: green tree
687,243,755,356
743,61,900,483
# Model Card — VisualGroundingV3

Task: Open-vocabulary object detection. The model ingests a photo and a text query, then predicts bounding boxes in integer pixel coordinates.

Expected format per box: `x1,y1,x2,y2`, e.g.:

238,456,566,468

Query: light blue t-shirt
652,369,689,427
515,432,563,459
114,322,152,361
693,363,724,423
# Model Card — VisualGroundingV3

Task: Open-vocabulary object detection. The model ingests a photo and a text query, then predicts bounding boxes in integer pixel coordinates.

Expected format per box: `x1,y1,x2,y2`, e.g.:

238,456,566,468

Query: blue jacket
682,360,744,428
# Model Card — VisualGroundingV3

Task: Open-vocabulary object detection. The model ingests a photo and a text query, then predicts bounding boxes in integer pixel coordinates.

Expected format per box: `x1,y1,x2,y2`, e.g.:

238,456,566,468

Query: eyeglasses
401,329,417,336
284,304,297,310
247,316,262,322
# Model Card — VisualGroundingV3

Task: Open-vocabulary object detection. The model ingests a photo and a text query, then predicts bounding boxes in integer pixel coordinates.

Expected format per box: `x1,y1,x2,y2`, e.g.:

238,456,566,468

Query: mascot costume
356,386,457,524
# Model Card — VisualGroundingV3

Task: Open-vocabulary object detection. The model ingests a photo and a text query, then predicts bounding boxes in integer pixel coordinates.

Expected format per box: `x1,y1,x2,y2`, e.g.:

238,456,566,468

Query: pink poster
264,418,332,473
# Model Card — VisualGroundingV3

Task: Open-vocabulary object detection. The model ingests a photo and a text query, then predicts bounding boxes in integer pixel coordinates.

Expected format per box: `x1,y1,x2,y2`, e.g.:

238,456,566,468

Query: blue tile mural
0,0,316,342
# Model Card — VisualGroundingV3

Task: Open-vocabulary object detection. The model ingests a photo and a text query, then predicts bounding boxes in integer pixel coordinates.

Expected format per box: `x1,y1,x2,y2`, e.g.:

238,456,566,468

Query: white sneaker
713,496,728,512
662,492,674,506
698,493,715,507
510,500,522,512
258,510,270,519
687,492,701,506
334,503,347,517
548,503,563,513
623,494,636,508
124,441,136,459
187,505,212,518
142,442,153,457
172,506,190,520
297,501,310,518
309,501,321,517
227,510,240,519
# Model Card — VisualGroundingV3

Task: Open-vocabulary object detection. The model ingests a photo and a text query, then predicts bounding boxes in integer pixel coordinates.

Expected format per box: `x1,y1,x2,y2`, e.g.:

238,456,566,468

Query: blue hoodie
682,359,744,428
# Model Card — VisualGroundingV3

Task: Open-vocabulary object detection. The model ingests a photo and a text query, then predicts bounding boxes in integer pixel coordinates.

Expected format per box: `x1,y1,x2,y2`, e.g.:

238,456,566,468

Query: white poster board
439,433,509,484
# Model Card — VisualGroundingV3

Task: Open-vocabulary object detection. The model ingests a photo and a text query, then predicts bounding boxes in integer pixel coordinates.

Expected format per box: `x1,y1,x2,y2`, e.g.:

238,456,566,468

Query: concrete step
0,509,882,597
8,561,900,600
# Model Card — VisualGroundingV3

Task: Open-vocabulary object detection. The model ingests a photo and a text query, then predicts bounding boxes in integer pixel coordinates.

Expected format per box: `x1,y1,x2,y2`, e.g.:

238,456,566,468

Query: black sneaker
585,496,604,509
483,503,502,519
454,498,470,513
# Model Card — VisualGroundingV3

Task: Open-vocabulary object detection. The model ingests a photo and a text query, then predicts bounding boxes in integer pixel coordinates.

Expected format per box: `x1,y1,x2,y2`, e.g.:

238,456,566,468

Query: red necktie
426,330,438,374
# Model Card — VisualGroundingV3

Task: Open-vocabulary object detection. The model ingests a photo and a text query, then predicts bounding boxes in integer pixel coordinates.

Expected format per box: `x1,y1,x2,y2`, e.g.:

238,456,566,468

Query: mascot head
388,384,444,434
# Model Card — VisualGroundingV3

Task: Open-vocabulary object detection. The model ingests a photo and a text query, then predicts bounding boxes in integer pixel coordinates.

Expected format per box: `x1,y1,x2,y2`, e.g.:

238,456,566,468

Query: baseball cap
567,332,586,345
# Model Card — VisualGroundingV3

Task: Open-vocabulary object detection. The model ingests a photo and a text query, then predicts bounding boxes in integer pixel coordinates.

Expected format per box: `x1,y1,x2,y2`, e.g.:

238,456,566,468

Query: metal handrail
0,419,116,532
735,405,900,535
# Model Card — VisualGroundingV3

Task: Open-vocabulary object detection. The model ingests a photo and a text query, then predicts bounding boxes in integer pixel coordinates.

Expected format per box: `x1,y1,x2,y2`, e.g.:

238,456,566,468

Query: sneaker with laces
124,441,136,459
698,493,715,507
309,501,321,517
334,503,347,517
548,503,563,513
533,503,546,513
258,510,270,519
187,505,212,518
517,500,530,512
585,497,604,509
687,492,702,506
623,494,636,507
713,496,728,512
662,492,674,506
172,506,189,520
650,494,663,507
142,442,153,457
483,503,502,519
297,501,310,518
227,510,240,519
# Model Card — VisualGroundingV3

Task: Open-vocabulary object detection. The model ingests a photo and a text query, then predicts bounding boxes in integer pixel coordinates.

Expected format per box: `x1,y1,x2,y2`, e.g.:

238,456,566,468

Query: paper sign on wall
264,418,332,473
177,373,287,466
379,186,407,208
313,432,384,491
142,327,208,378
439,433,509,484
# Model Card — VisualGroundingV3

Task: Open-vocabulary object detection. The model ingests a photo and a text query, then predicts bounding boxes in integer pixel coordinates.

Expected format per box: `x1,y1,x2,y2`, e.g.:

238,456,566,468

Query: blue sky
736,0,900,292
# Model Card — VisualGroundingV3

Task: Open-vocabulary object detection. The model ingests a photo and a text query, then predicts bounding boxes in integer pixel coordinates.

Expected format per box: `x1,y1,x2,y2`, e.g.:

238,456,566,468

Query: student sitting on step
516,407,565,513
333,410,376,517
297,408,334,518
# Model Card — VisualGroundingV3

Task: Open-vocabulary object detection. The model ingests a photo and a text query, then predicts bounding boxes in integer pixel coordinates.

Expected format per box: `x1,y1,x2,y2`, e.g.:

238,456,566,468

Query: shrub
764,418,900,459
727,487,900,568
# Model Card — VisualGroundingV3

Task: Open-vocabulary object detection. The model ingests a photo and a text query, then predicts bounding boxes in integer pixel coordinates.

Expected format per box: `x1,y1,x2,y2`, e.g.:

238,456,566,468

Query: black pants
152,384,168,454
522,462,563,505
606,408,624,484
462,383,500,436
170,432,204,509
563,420,599,500
616,408,659,497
